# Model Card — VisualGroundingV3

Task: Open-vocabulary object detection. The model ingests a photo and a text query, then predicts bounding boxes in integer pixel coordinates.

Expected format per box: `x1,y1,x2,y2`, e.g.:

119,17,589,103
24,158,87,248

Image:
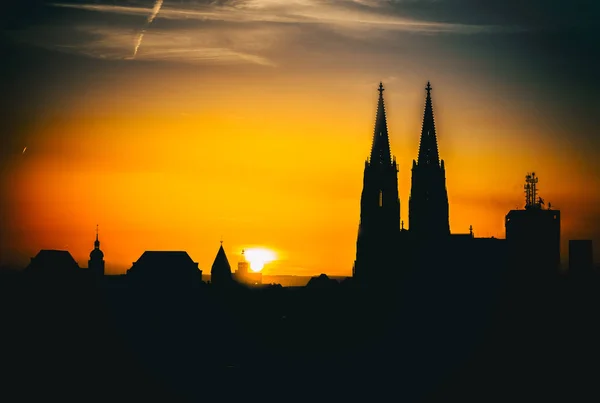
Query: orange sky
2,74,599,275
1,1,599,275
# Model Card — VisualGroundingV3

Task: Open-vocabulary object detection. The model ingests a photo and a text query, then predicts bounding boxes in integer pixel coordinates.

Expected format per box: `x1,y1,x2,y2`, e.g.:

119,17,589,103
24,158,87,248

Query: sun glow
243,248,276,272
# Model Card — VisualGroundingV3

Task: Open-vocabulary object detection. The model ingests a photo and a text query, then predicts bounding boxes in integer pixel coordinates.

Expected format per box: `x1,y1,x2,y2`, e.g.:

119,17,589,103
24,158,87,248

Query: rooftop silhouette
2,81,598,402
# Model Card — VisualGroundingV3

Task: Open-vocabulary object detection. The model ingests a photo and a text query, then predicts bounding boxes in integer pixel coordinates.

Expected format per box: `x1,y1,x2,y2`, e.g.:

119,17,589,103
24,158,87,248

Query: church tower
211,241,233,287
408,82,450,237
353,82,401,284
88,225,105,277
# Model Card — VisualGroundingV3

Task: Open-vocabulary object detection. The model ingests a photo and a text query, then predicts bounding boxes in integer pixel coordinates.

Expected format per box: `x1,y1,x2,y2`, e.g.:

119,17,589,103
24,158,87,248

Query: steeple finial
416,81,440,166
94,224,100,249
369,82,393,166
220,235,223,245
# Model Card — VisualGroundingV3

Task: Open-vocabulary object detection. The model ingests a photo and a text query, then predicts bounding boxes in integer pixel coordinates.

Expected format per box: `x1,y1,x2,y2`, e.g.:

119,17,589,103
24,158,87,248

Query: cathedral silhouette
353,82,564,287
14,82,591,285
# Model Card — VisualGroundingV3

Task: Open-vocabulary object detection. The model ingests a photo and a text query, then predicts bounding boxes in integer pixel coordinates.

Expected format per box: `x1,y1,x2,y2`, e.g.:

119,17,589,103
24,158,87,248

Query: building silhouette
353,82,515,284
210,241,234,287
127,251,202,286
88,225,105,278
409,82,450,238
25,249,81,275
505,173,561,278
569,240,593,277
233,250,262,285
353,82,400,284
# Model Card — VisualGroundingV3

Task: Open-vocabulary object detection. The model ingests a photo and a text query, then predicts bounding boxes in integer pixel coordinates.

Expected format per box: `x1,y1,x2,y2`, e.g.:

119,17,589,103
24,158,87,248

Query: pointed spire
417,81,440,167
94,224,100,249
369,82,392,166
211,242,232,283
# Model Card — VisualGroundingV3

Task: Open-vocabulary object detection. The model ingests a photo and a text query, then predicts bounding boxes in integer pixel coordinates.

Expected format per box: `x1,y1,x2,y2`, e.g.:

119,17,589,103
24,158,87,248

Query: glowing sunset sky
1,0,598,275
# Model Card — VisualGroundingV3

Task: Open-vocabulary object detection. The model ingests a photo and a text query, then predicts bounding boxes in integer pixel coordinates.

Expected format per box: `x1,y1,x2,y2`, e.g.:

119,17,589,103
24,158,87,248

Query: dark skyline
1,0,599,275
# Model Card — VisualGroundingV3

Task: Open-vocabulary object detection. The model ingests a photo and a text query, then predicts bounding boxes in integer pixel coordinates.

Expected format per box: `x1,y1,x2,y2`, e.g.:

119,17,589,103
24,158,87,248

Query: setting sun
243,248,276,272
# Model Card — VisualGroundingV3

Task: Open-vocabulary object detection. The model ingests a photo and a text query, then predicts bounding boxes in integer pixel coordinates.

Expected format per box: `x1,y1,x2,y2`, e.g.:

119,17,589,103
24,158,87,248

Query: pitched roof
26,249,80,272
132,251,198,269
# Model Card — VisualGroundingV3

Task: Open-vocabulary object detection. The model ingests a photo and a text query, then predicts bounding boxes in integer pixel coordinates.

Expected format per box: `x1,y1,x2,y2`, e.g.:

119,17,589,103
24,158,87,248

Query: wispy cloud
14,23,276,66
132,0,164,59
50,1,515,33
15,1,522,66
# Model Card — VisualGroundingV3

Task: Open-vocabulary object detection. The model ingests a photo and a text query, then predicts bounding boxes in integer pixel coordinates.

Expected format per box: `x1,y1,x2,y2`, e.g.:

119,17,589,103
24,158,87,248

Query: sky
1,0,599,275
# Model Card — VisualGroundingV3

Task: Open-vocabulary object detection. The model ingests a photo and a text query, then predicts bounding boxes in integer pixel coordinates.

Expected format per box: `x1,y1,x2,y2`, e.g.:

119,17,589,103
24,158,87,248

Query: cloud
8,1,527,66
12,23,276,65
49,1,517,33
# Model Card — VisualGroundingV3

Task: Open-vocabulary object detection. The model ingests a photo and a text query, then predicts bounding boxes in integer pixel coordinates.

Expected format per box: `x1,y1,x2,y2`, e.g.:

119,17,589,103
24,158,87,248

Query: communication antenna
524,172,539,209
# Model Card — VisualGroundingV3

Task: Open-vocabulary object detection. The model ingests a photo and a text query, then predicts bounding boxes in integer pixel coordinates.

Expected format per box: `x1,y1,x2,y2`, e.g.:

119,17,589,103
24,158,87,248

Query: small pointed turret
369,82,393,166
211,242,233,287
417,81,441,167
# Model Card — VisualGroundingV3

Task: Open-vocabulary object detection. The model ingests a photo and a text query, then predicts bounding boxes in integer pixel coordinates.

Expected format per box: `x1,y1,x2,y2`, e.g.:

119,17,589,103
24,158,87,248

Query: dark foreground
2,271,600,402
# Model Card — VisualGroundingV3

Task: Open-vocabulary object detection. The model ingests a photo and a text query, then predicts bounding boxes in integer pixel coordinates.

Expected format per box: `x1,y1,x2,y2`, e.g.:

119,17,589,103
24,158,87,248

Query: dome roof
90,248,104,260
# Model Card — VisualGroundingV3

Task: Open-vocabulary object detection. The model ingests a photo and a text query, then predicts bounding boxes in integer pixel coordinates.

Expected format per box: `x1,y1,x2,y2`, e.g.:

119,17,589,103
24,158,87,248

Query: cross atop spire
369,82,392,166
417,81,440,167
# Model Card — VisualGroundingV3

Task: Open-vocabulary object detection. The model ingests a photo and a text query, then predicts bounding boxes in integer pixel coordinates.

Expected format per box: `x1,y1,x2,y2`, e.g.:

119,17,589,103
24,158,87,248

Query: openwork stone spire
369,82,393,167
354,82,401,285
417,81,441,167
409,81,450,237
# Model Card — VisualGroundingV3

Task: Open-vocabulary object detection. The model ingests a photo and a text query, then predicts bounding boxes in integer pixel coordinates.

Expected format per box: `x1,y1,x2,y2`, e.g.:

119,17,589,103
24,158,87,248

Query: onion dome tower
88,224,105,277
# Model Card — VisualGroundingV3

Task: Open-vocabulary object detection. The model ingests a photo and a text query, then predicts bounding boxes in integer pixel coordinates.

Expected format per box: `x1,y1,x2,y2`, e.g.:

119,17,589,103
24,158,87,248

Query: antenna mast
524,172,539,209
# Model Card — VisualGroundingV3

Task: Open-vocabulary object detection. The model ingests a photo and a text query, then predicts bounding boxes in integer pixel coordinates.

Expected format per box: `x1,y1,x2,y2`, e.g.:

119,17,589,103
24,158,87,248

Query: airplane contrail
132,0,164,59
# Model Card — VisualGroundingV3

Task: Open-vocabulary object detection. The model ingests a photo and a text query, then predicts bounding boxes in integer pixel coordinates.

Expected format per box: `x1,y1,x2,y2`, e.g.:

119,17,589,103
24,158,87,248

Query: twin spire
369,80,440,168
369,82,393,166
417,81,441,167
